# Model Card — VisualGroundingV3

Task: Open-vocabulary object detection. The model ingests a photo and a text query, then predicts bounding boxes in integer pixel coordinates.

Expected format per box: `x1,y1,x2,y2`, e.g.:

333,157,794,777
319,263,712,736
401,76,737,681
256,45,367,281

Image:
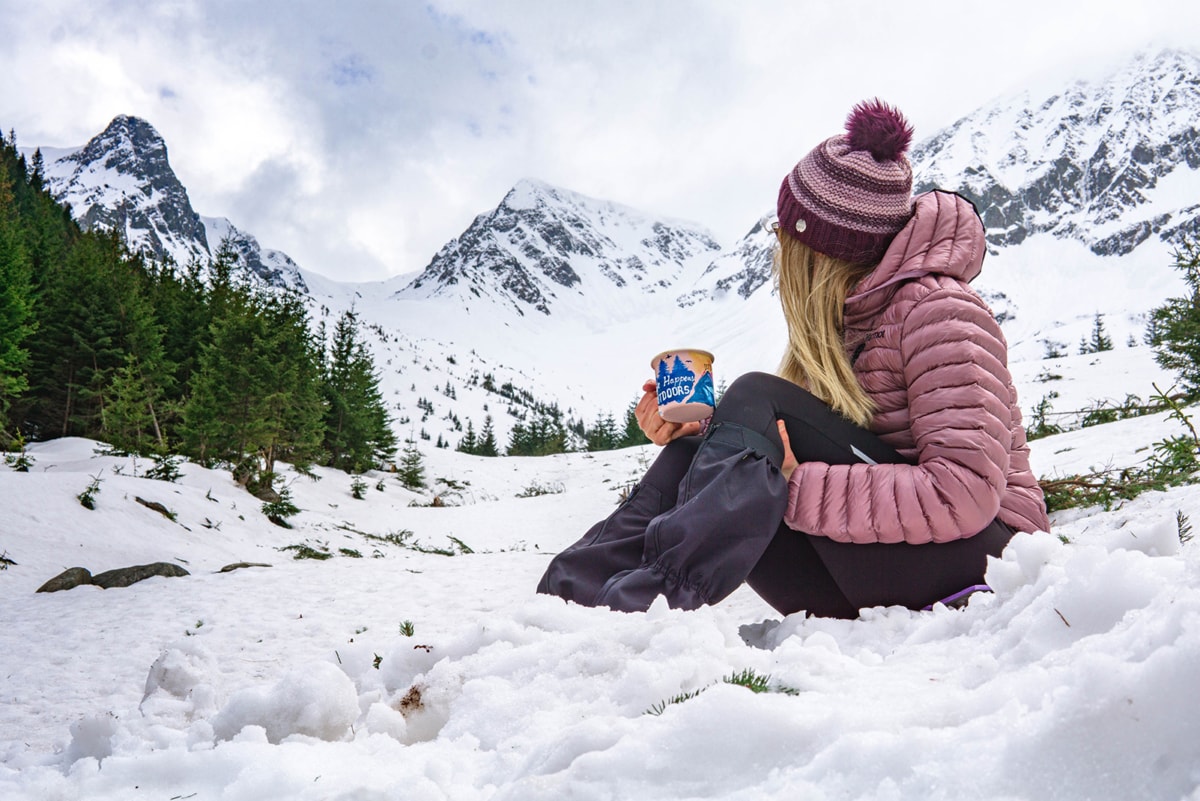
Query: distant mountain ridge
20,47,1200,445
396,178,721,320
30,49,1200,316
35,115,307,292
911,49,1200,257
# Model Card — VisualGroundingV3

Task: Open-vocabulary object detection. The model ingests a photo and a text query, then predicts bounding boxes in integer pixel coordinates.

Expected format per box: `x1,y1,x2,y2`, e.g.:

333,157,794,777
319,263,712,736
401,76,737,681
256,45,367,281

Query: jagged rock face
204,216,309,293
399,179,721,318
51,115,210,265
681,49,1200,317
677,216,776,307
39,115,306,292
911,50,1200,257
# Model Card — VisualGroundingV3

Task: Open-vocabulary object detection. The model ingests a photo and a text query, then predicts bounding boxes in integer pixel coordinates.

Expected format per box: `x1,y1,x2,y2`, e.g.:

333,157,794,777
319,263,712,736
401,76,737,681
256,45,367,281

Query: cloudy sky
2,0,1198,282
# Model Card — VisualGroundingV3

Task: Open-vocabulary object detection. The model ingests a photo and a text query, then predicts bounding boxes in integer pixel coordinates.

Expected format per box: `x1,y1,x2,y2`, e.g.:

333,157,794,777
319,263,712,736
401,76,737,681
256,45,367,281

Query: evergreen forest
0,131,396,495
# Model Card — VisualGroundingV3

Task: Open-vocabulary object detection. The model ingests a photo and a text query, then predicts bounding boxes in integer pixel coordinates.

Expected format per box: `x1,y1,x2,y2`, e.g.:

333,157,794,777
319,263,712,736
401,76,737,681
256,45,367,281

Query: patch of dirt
397,684,423,715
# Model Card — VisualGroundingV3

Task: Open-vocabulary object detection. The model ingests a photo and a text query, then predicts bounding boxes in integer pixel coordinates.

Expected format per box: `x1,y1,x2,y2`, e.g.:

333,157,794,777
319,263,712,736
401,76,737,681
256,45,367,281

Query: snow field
3,402,1200,799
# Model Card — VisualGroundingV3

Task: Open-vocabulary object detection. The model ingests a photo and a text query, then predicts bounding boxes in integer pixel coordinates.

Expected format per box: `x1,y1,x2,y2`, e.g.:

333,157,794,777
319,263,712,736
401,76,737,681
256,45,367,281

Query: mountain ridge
21,46,1200,448
396,177,722,321
911,48,1200,257
34,115,308,292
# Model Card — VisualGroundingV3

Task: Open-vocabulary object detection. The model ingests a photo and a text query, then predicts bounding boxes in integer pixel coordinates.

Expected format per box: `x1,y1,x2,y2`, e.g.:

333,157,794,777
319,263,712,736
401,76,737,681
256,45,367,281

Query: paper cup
651,349,715,423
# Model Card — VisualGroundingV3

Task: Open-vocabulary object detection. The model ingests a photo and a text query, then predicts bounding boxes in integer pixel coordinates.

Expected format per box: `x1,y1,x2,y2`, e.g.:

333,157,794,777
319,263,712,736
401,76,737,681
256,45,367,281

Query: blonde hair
774,234,876,427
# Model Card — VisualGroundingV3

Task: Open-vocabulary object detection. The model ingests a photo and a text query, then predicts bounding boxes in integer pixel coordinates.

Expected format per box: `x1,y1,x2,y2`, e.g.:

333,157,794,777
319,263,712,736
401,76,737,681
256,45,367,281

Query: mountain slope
34,115,307,292
21,48,1200,445
396,179,721,321
911,49,1200,257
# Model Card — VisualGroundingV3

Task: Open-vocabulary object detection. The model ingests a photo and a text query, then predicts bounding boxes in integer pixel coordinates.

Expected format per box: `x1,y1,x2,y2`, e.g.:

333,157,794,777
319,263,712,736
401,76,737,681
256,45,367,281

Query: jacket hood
844,191,985,321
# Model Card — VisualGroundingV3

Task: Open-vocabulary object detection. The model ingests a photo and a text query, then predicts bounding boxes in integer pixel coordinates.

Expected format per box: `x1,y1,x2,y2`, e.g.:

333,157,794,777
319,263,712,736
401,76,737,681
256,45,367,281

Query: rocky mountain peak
65,115,169,177
48,115,209,266
397,179,721,320
37,116,305,292
911,47,1200,257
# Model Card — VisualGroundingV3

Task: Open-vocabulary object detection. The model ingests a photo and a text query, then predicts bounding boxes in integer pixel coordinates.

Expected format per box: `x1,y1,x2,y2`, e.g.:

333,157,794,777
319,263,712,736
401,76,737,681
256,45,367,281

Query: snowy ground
3,349,1200,800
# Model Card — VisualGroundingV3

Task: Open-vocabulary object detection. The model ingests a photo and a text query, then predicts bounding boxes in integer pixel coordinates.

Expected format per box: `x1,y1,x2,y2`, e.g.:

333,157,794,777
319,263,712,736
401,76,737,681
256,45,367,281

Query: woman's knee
713,372,783,429
721,372,778,405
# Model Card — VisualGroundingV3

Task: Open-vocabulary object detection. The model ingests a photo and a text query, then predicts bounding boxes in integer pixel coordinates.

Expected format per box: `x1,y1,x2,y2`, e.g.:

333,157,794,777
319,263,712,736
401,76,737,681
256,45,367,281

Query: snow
5,347,1200,801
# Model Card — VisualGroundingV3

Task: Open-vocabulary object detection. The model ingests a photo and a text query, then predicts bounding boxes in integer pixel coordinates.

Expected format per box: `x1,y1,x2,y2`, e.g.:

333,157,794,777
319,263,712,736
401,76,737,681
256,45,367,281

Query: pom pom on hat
777,98,915,264
845,99,913,163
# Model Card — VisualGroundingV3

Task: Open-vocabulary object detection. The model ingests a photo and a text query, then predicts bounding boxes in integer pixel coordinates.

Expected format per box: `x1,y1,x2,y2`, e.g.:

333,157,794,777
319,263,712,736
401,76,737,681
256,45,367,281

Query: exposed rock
135,496,174,519
91,562,189,589
217,562,272,573
36,567,94,593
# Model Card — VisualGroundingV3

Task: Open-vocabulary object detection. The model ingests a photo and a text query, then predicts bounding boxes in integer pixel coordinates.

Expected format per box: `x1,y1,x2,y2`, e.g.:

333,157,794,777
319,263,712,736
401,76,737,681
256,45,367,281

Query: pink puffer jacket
784,191,1050,544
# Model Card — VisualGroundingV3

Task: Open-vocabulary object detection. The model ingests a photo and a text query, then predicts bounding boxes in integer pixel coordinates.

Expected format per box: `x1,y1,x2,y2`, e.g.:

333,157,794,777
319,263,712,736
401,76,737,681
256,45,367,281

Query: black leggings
654,372,1014,617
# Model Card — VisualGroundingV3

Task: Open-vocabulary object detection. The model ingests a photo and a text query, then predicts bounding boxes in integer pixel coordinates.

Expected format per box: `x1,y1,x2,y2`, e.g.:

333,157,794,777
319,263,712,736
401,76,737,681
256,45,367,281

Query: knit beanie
777,99,915,265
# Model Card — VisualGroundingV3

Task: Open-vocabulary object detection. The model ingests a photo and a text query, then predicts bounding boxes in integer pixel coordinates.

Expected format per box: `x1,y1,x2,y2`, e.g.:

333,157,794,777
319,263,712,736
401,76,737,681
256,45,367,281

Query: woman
537,99,1050,617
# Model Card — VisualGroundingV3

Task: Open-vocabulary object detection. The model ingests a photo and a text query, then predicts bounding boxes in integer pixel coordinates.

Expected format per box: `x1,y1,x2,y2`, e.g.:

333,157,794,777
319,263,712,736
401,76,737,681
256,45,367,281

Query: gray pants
537,372,1014,616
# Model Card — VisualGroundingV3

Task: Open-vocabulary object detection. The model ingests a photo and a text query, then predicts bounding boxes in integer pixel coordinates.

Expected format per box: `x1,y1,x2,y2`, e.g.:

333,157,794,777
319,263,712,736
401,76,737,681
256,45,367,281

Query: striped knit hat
777,99,915,265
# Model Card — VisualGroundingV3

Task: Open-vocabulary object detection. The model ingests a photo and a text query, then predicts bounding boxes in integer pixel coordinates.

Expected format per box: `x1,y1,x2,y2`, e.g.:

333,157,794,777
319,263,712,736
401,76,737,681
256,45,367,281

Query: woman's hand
636,380,702,445
776,420,798,481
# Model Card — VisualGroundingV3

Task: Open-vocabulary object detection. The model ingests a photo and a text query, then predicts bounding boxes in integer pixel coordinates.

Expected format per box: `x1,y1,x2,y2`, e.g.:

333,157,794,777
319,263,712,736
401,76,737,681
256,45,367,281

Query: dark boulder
36,567,94,593
91,562,189,589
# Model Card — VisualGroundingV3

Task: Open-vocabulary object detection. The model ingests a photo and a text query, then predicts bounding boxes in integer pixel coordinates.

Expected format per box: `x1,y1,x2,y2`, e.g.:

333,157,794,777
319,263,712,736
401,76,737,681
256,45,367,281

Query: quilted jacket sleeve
783,287,1013,544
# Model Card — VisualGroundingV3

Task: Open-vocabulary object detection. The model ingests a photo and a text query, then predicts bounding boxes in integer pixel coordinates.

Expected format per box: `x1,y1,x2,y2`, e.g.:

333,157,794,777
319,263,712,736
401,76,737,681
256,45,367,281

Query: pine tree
477,414,499,456
398,439,425,489
100,250,174,453
618,395,650,448
506,421,529,456
0,167,34,433
24,231,140,438
585,412,618,451
104,353,169,454
28,148,44,192
1148,241,1200,396
457,419,478,454
1080,312,1114,355
322,309,396,472
181,286,324,492
507,408,567,455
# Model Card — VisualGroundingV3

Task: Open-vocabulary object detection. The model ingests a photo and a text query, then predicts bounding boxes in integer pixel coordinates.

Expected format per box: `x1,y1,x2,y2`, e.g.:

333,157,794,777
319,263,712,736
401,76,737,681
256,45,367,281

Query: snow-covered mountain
684,48,1200,315
396,178,721,321
35,115,308,293
911,49,1200,257
24,47,1200,446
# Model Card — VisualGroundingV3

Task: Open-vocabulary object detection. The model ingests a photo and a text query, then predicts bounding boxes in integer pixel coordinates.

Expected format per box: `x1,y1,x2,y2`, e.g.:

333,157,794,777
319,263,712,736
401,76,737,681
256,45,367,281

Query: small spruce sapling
144,453,184,483
398,439,425,490
1026,392,1063,440
4,433,32,471
1177,511,1193,546
1147,240,1200,395
262,485,300,528
1079,312,1114,355
77,472,104,510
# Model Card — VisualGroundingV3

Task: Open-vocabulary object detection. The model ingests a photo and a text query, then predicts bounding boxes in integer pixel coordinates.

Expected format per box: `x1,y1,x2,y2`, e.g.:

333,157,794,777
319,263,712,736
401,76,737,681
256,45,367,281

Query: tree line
0,130,395,495
454,400,649,457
